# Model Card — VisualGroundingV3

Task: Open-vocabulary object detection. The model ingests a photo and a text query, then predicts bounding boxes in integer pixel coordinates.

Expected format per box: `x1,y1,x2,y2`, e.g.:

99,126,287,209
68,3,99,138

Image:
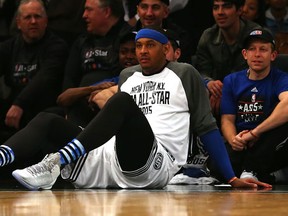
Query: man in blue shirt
221,28,288,183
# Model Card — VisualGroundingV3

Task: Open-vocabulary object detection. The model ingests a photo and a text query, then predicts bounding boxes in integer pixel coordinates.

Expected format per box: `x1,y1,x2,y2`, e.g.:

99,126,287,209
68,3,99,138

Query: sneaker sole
12,170,53,190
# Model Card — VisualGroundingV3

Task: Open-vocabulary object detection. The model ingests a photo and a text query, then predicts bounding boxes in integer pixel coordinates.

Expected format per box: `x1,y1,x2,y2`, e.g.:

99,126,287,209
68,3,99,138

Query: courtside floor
0,179,288,216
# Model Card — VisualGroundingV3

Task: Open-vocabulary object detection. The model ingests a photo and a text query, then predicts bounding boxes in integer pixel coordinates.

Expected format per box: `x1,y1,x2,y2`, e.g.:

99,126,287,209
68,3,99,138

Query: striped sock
58,139,86,165
0,145,15,166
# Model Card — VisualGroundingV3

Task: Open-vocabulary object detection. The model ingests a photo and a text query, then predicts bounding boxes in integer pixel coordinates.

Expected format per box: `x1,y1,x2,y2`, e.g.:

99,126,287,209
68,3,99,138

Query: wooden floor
0,180,288,216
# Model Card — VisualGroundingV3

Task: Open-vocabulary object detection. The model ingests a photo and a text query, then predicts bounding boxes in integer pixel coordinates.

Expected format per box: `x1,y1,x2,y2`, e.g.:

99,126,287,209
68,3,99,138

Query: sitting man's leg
0,112,82,167
12,92,155,190
241,123,288,183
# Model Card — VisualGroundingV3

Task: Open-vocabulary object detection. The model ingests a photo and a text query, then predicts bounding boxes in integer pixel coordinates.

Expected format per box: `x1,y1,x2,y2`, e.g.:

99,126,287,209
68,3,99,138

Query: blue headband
135,29,168,44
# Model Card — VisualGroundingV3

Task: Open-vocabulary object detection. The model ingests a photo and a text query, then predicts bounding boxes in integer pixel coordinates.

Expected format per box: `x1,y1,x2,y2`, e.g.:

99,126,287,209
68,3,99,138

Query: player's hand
230,177,272,188
5,105,23,129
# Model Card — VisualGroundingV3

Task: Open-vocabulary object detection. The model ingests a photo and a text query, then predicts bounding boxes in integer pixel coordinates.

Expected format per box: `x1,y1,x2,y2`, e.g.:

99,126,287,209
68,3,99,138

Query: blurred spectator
266,0,288,54
8,0,86,48
123,0,189,26
265,0,288,35
0,0,68,142
133,0,194,63
60,0,132,127
241,0,267,26
123,0,214,57
62,0,131,90
195,0,260,122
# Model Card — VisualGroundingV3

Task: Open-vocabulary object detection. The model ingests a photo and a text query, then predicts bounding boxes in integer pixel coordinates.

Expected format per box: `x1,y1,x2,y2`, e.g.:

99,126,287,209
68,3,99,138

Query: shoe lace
26,155,56,176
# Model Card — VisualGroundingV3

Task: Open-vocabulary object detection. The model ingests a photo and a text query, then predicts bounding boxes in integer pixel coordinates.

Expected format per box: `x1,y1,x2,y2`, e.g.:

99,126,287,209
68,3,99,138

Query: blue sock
0,145,15,166
58,139,86,165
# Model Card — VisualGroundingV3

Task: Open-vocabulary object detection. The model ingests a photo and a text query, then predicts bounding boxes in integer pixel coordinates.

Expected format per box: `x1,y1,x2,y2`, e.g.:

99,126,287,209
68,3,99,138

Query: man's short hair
17,0,47,17
214,0,245,9
136,0,169,6
99,0,124,18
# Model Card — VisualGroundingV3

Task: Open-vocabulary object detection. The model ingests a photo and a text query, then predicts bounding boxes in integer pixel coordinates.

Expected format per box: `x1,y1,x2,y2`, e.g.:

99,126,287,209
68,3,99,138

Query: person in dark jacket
132,0,193,63
60,0,132,126
195,0,261,122
62,0,131,91
0,0,68,142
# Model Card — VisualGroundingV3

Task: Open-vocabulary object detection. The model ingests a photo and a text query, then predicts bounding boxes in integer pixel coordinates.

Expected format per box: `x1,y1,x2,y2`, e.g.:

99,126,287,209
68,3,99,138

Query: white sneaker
12,153,61,190
240,170,258,181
